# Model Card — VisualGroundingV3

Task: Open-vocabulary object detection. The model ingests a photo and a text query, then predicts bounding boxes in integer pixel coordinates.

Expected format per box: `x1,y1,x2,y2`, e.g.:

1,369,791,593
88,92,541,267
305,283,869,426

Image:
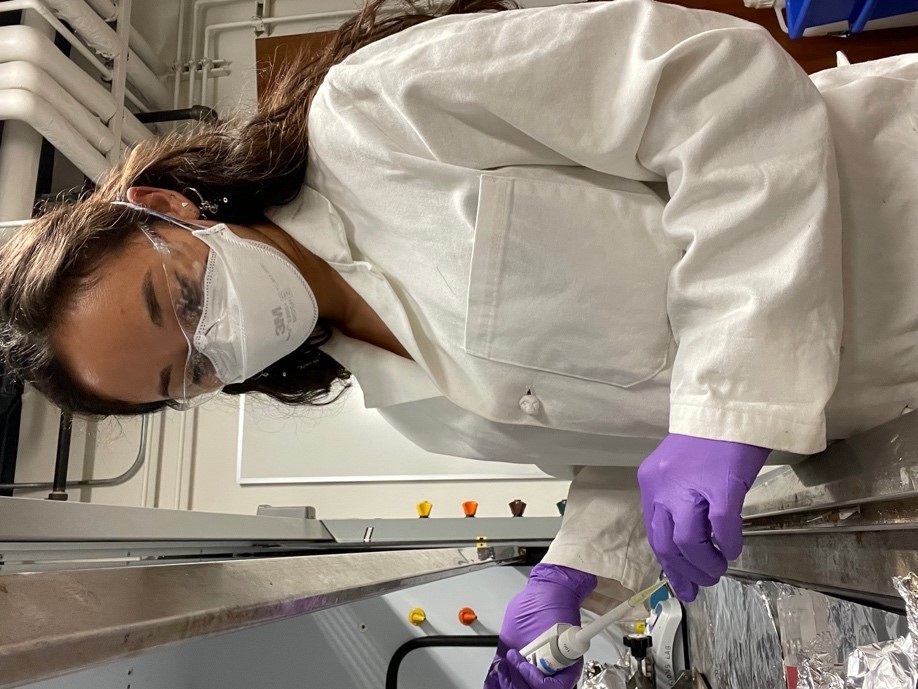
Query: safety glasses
114,201,224,410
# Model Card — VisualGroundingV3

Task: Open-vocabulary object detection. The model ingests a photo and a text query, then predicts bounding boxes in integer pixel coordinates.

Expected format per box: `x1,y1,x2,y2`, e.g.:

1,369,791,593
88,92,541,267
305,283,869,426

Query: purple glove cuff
529,562,597,602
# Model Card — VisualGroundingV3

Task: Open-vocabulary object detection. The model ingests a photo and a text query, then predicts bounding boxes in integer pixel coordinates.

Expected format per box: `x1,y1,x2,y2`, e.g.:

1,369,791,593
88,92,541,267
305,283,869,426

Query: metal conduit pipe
0,415,149,492
0,25,151,144
0,1,147,116
41,0,171,108
105,0,130,161
126,24,167,77
0,8,53,222
84,0,116,19
0,89,109,181
0,25,116,118
119,106,152,144
0,62,114,152
174,0,187,107
0,2,155,117
43,0,121,55
49,0,170,75
0,120,41,221
0,0,111,88
187,0,248,107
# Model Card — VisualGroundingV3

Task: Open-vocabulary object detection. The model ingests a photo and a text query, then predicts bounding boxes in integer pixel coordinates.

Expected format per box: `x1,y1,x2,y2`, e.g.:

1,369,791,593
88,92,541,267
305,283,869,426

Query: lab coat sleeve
542,466,661,592
320,0,843,454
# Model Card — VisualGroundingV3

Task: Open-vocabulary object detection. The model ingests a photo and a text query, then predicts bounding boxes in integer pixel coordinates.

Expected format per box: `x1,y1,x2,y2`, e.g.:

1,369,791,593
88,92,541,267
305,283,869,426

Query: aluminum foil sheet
771,583,906,689
797,631,845,689
845,636,917,689
686,577,786,689
684,578,908,689
893,573,918,656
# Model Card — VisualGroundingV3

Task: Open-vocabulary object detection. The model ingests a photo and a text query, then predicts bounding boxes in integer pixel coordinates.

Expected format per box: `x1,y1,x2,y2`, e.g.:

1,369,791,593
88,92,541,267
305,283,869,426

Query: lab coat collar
266,187,441,409
322,331,441,408
265,186,353,265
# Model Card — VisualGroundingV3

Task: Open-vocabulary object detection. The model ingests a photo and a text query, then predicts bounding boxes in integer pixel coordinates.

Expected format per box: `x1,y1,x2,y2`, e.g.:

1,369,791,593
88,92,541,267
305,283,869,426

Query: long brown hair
0,0,518,417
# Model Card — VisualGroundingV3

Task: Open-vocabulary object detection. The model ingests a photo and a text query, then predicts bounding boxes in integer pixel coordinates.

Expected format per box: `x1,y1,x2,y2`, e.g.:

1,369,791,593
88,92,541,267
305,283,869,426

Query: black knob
623,633,653,660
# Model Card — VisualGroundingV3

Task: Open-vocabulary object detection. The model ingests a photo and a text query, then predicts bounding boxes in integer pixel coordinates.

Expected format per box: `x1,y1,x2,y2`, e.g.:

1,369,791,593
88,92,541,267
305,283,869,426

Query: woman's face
51,185,308,406
52,219,226,405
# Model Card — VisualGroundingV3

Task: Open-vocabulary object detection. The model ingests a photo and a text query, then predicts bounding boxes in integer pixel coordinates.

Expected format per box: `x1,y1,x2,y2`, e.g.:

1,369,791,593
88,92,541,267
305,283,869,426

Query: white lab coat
266,0,918,594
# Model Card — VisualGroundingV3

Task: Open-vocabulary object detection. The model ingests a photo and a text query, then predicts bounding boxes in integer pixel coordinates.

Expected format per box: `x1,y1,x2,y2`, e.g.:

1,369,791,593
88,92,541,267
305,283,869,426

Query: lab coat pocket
464,174,677,388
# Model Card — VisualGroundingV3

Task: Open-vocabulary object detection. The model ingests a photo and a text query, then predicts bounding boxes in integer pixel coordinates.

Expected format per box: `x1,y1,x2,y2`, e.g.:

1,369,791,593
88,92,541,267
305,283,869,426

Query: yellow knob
408,608,427,625
416,501,433,518
634,621,647,634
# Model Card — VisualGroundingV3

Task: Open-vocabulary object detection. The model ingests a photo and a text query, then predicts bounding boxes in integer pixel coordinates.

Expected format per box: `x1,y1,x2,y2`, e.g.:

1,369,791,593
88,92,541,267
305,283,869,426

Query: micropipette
519,577,671,676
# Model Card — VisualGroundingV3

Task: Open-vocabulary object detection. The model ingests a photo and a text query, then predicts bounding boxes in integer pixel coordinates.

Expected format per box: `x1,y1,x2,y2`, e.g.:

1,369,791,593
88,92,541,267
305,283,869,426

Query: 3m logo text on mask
273,307,288,338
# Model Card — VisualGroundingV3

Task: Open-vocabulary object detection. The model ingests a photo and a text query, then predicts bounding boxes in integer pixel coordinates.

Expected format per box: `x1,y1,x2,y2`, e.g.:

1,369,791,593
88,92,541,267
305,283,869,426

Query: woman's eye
175,275,202,327
192,358,204,385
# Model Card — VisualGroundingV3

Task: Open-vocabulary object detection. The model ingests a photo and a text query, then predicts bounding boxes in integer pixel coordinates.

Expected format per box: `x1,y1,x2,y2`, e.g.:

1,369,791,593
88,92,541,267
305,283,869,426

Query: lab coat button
519,393,541,416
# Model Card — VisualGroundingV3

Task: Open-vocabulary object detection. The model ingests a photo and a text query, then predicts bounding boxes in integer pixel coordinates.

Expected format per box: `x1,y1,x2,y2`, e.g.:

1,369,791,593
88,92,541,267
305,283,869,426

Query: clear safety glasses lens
133,212,225,410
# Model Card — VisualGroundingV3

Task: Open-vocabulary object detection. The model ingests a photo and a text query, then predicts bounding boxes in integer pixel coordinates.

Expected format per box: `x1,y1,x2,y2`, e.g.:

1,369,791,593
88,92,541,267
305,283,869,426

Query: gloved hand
484,563,596,689
637,433,770,602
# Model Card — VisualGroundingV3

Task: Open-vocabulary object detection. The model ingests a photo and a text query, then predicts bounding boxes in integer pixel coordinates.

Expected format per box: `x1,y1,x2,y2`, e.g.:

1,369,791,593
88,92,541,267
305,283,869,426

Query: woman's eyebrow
142,269,165,328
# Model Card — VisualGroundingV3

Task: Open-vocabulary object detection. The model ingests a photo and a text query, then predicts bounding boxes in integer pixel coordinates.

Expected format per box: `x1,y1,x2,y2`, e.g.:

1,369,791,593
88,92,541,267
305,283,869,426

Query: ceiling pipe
79,0,169,76
0,8,53,222
0,88,109,181
105,0,130,162
126,23,167,77
0,62,114,152
187,0,247,107
0,25,150,144
41,0,171,108
0,25,115,118
84,0,116,19
0,0,145,115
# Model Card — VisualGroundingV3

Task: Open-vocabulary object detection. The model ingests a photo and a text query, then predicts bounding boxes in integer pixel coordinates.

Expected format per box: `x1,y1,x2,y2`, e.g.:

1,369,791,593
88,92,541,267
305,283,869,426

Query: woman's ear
126,186,198,220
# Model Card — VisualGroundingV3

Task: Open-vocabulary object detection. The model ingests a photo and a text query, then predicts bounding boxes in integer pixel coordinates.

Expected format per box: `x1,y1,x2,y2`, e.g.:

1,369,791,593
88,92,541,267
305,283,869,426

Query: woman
1,0,916,686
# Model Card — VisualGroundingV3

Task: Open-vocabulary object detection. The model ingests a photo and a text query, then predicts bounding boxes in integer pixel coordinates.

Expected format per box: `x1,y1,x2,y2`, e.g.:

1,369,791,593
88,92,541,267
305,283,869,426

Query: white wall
14,391,569,519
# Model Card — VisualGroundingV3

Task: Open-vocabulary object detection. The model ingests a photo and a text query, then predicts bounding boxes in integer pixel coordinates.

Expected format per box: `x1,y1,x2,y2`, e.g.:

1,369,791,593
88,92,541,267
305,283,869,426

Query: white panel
237,382,551,483
19,645,193,689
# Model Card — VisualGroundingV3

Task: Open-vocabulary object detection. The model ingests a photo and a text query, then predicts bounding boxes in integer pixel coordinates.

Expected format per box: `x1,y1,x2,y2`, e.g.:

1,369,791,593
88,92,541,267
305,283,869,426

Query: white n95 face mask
117,202,319,407
190,224,318,388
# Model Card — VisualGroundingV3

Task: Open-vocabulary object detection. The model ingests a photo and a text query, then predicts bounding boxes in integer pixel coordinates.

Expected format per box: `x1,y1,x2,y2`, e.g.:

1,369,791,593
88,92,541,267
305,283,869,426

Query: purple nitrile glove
637,434,770,602
483,563,597,689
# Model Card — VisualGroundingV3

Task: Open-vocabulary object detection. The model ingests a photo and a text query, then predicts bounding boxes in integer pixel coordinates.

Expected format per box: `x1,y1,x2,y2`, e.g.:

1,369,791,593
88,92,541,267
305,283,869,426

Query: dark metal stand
47,413,72,501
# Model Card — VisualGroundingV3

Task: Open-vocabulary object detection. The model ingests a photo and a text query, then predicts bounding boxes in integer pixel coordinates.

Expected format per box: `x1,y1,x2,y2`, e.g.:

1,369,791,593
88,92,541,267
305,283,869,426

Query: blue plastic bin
849,0,918,32
785,0,856,38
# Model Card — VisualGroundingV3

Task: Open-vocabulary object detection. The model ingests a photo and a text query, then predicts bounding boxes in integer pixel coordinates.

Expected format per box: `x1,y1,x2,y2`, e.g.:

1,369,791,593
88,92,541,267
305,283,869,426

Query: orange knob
416,501,432,518
462,501,478,517
408,608,427,625
458,607,478,625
